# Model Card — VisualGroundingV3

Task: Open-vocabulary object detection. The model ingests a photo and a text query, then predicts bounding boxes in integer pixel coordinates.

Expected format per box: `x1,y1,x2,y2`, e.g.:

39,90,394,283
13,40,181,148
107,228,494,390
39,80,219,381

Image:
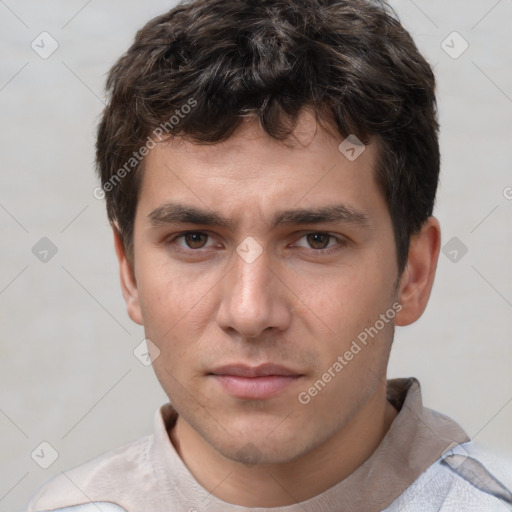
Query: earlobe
395,217,441,327
113,228,144,326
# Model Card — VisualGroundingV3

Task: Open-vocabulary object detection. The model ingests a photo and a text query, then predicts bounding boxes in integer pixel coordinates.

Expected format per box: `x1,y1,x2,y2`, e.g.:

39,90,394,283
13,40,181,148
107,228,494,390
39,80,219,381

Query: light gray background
1,1,511,510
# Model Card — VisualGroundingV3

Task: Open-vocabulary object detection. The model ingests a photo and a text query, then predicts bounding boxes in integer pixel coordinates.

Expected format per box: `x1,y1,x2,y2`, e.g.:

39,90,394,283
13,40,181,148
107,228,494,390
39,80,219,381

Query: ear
395,217,441,326
113,228,143,326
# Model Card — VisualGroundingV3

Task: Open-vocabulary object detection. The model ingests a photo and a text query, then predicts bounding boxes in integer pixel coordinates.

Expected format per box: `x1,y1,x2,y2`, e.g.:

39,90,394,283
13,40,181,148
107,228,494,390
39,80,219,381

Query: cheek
135,257,223,366
137,256,214,328
295,262,393,334
290,259,397,380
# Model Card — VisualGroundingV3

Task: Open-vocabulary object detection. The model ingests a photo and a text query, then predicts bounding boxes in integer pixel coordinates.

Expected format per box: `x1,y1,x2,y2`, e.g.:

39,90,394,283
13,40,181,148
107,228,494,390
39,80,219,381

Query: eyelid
291,232,348,253
167,231,217,250
165,230,348,254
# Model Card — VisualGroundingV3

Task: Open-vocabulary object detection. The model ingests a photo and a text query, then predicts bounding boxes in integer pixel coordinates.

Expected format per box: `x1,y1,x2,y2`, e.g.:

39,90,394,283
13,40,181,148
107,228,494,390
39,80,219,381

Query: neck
170,384,398,507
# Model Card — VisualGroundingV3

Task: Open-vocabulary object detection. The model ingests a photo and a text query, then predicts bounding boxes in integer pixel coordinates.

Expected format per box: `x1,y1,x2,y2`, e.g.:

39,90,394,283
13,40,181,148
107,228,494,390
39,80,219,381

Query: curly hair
96,0,439,272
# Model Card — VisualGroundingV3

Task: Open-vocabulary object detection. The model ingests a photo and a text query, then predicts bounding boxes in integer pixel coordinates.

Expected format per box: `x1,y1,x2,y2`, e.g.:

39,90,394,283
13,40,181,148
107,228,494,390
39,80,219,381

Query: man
28,0,512,510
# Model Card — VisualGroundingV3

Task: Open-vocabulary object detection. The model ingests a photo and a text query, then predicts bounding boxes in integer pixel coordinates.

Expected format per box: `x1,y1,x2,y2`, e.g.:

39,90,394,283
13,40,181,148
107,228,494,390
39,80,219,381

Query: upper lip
209,363,302,378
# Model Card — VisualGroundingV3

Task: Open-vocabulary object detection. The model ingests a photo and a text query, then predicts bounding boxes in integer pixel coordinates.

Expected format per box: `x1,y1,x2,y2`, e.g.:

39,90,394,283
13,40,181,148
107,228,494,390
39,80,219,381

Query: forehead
137,113,385,228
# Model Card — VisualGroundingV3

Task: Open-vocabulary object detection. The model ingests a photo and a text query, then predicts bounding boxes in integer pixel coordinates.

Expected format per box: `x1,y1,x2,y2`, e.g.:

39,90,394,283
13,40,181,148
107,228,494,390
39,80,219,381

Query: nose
215,244,293,340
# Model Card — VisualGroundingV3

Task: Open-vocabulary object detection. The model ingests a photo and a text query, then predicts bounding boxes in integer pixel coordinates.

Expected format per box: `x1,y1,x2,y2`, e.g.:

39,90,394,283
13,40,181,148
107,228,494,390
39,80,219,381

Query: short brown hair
96,0,439,272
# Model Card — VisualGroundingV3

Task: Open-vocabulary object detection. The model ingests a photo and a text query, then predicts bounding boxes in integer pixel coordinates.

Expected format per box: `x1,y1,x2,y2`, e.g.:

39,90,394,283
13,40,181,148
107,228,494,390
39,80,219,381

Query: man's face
128,112,401,464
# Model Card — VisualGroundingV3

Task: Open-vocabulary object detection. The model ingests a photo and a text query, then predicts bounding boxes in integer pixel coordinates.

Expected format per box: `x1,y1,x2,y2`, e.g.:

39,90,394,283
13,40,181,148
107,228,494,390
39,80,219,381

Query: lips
208,364,303,400
209,363,300,378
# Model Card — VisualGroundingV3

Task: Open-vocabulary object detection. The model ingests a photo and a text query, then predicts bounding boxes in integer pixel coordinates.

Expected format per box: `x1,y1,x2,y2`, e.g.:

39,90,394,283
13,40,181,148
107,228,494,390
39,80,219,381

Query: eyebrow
148,202,370,230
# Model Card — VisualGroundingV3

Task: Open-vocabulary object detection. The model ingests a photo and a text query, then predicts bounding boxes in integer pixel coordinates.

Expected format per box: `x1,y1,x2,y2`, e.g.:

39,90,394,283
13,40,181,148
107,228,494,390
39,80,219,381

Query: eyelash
166,231,348,256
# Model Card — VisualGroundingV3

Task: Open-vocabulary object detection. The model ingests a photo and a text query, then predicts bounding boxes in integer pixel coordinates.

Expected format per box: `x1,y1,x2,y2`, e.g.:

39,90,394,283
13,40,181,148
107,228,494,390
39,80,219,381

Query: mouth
208,363,304,400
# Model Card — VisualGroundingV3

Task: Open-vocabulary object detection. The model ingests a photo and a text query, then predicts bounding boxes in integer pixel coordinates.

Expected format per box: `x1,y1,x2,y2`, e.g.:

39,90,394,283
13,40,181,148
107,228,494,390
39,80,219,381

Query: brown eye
184,232,209,249
306,233,331,249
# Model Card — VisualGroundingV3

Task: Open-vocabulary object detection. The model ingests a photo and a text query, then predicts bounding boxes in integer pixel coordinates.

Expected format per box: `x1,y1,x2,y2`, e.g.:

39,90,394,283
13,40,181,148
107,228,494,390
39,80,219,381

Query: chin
210,421,318,467
221,438,306,466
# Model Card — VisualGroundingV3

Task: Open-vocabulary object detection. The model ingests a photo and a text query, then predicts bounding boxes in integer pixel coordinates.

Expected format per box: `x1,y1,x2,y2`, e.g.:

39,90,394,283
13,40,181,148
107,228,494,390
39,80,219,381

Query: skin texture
114,111,441,507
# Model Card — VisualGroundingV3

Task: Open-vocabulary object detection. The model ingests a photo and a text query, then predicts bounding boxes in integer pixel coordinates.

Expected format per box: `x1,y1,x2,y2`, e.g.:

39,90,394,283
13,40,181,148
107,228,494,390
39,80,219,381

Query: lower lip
211,375,301,400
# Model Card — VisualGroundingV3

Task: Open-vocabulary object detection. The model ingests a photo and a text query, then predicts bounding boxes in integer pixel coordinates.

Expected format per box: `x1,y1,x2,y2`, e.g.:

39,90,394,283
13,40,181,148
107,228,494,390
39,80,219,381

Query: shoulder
441,442,512,509
389,441,512,511
447,442,512,485
27,434,152,512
